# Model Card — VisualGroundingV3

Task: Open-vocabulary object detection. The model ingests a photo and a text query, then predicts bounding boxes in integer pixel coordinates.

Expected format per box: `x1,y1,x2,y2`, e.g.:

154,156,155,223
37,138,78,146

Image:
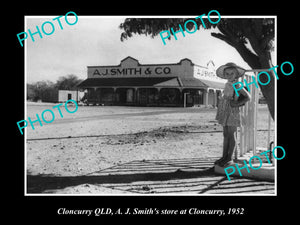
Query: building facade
77,56,225,107
58,90,85,102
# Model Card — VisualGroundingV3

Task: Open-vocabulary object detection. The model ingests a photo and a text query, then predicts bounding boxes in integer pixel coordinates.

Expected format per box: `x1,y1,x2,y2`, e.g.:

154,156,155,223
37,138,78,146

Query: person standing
214,63,251,167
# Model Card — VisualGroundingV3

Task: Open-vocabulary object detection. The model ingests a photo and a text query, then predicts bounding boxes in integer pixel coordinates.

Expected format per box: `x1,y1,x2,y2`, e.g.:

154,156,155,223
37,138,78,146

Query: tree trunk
257,55,275,120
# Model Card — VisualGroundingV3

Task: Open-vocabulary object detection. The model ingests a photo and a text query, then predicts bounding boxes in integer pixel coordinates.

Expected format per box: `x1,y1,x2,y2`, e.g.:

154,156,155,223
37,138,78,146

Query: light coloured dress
216,81,242,127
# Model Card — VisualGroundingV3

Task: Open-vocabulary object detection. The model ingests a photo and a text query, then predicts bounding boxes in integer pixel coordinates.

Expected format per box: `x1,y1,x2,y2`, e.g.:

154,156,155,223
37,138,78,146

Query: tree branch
211,32,236,47
211,32,260,69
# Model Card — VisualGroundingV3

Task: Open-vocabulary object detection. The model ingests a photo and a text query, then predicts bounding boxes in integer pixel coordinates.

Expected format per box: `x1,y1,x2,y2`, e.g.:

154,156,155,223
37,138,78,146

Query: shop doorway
160,88,181,106
137,88,159,106
116,88,135,105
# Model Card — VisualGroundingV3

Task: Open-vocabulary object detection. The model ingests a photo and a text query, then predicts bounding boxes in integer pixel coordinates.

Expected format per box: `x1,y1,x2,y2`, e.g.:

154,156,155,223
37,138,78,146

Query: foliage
120,18,217,41
55,74,83,91
119,18,274,67
27,75,83,102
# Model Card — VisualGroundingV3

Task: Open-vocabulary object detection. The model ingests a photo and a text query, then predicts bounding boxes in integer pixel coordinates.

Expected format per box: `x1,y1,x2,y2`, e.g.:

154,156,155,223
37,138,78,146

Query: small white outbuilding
58,90,85,102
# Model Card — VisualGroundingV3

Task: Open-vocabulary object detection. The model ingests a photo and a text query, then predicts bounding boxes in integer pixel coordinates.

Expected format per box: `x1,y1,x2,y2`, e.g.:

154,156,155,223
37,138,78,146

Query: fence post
238,73,259,159
237,70,274,163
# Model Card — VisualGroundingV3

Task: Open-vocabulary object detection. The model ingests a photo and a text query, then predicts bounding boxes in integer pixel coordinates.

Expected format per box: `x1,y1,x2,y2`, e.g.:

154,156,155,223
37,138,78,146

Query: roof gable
120,56,139,67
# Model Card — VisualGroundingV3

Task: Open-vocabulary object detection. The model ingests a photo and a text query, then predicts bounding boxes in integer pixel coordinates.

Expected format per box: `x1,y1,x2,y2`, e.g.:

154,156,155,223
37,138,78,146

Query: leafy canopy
119,18,274,56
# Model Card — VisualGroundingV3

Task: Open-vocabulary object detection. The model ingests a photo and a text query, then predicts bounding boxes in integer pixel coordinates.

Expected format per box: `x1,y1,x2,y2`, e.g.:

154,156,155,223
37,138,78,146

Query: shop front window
160,88,180,104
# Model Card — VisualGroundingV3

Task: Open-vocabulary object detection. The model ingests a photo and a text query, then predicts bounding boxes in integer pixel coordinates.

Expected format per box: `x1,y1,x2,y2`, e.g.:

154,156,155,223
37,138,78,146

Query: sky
25,16,275,83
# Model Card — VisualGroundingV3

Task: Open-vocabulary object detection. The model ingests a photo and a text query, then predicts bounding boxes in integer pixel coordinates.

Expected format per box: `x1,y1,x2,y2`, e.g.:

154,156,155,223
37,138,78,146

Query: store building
77,56,225,107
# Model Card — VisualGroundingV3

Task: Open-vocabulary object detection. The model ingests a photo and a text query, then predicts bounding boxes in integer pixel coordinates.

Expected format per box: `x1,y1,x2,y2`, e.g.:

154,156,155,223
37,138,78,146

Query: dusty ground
25,103,275,195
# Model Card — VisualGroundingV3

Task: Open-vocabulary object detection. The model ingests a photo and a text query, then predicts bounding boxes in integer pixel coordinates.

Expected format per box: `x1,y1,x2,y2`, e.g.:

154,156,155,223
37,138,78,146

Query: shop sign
92,66,171,76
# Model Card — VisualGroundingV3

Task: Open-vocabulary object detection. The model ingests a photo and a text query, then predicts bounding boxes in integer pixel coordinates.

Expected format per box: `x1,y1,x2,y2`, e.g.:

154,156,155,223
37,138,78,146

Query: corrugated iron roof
77,77,178,88
77,77,224,89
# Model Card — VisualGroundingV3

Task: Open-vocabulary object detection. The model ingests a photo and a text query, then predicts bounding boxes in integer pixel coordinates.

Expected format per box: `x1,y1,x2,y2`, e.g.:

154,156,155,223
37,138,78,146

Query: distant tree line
27,74,83,102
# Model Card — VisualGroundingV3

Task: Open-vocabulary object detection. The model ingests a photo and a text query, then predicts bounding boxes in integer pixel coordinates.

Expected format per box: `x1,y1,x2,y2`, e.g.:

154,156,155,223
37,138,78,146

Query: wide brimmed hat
216,63,245,79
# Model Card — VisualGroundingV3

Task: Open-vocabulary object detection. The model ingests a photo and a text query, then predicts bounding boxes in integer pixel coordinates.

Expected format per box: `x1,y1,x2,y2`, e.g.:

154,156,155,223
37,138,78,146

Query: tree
55,74,83,90
119,18,275,119
27,80,57,102
27,75,83,102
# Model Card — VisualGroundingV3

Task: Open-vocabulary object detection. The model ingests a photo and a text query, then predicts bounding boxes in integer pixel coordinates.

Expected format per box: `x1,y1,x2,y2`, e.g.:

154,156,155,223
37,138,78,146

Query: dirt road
26,104,275,194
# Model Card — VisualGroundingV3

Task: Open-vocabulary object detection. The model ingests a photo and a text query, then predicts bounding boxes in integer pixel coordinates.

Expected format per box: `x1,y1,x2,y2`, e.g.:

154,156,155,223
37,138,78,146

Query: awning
179,78,208,88
199,79,225,89
77,77,224,89
77,77,179,88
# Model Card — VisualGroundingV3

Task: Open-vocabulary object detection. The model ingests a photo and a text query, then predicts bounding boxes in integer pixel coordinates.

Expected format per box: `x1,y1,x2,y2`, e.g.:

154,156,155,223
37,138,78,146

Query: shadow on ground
27,157,275,194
